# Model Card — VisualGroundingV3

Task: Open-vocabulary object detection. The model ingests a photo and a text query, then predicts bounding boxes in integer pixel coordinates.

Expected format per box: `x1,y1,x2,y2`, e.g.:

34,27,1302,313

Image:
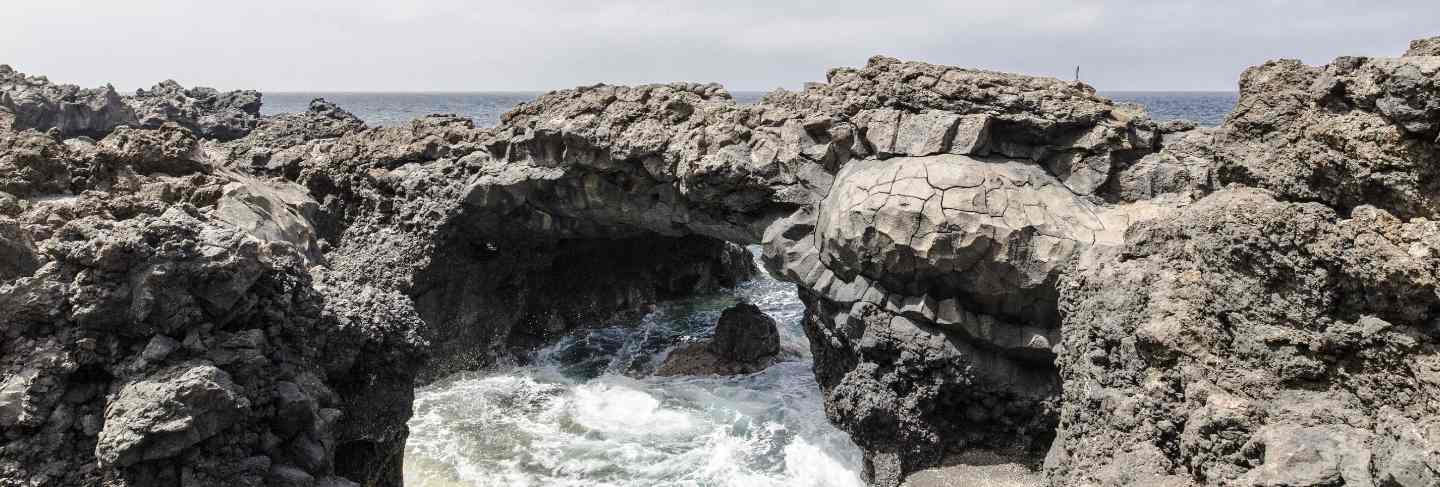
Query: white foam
404,246,864,486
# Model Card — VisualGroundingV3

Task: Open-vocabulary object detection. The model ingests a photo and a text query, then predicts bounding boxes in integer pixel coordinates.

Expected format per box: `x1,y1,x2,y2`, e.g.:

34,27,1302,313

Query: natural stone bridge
2,37,1438,487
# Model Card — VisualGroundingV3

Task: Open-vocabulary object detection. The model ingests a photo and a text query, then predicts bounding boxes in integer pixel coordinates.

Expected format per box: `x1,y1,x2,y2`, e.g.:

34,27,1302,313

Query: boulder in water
655,302,781,376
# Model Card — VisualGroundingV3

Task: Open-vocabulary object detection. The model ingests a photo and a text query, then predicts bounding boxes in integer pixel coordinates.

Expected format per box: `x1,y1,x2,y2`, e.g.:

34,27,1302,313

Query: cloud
2,0,1435,92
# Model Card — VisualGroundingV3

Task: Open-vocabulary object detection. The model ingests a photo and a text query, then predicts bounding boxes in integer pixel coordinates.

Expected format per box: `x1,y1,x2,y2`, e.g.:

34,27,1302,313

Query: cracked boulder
760,55,1179,485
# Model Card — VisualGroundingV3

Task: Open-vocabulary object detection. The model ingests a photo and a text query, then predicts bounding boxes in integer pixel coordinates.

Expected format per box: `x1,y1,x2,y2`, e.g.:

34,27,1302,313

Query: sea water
401,248,865,487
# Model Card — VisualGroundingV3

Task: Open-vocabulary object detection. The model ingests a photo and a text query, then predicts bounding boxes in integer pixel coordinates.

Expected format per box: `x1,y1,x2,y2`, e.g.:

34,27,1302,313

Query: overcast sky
3,1,1436,93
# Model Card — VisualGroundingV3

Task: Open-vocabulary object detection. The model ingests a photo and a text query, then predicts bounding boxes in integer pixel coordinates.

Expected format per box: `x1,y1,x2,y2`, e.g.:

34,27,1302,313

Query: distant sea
263,90,1238,129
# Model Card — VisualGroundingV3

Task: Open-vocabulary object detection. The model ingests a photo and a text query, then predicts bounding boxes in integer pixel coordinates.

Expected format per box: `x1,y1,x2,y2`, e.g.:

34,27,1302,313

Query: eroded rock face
760,38,1440,486
1049,189,1440,486
0,66,263,141
0,65,132,139
0,117,423,486
756,55,1179,484
3,35,1439,487
129,80,262,141
1214,55,1440,218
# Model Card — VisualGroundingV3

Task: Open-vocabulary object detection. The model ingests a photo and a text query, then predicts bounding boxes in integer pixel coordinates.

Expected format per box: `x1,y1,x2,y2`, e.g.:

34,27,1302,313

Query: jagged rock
0,218,40,280
1407,36,1440,56
0,65,133,138
760,37,1440,487
3,34,1438,487
1048,188,1440,485
128,80,262,141
655,302,781,376
0,65,263,141
0,117,423,486
95,364,250,467
0,127,71,197
763,55,1159,197
1214,54,1440,217
214,176,323,262
758,58,1166,485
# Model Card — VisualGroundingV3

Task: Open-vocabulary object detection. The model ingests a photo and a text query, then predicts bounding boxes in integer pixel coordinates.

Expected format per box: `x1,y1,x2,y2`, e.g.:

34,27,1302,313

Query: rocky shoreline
2,36,1437,487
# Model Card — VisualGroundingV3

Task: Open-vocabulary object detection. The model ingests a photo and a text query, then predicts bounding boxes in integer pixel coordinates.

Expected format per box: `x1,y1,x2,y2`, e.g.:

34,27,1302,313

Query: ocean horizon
262,90,1240,128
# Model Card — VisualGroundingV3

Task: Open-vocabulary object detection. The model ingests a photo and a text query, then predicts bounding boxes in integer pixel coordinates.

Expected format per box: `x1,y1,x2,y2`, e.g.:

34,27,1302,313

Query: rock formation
760,42,1439,485
2,35,1437,487
0,73,760,485
654,301,782,376
0,65,261,141
1408,36,1440,57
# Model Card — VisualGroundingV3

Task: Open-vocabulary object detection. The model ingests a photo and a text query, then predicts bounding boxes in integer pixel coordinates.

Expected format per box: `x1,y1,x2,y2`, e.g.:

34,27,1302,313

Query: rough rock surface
757,54,1172,485
1407,36,1440,57
1213,55,1440,217
655,301,781,376
3,35,1439,487
760,39,1440,486
1049,189,1440,486
0,65,262,141
1,68,766,485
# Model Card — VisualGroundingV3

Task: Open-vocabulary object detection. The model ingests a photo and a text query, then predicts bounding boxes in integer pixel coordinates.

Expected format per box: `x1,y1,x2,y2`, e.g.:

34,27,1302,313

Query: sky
3,1,1436,93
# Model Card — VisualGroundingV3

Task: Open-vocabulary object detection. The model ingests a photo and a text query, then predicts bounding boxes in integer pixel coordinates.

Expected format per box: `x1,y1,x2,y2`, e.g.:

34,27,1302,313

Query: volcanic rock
2,34,1439,487
95,363,250,467
1407,35,1440,56
655,302,781,376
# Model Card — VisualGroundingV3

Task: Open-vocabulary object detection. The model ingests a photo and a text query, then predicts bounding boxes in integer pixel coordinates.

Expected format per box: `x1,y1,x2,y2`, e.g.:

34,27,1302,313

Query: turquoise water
263,91,1236,128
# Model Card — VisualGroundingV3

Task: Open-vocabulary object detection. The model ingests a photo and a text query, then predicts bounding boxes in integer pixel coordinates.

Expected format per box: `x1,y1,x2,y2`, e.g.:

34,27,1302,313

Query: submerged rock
710,302,781,363
655,302,781,376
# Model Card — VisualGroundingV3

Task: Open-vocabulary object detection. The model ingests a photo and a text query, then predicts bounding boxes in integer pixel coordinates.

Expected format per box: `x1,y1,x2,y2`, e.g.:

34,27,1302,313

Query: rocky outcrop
1048,189,1440,486
0,65,131,139
3,34,1438,487
1,68,769,485
1036,41,1440,486
0,65,262,141
761,39,1440,486
655,301,781,376
128,80,262,141
1212,55,1440,218
0,104,422,485
95,364,250,468
756,55,1174,485
1408,36,1440,56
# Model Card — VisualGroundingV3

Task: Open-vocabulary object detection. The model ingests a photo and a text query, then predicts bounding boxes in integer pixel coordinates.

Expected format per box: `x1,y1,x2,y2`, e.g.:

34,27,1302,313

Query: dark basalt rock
2,34,1439,487
655,302,781,376
710,302,781,363
0,66,263,141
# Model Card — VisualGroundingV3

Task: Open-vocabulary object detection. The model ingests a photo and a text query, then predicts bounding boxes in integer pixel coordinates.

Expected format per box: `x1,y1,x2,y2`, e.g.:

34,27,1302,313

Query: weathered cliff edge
2,35,1438,487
